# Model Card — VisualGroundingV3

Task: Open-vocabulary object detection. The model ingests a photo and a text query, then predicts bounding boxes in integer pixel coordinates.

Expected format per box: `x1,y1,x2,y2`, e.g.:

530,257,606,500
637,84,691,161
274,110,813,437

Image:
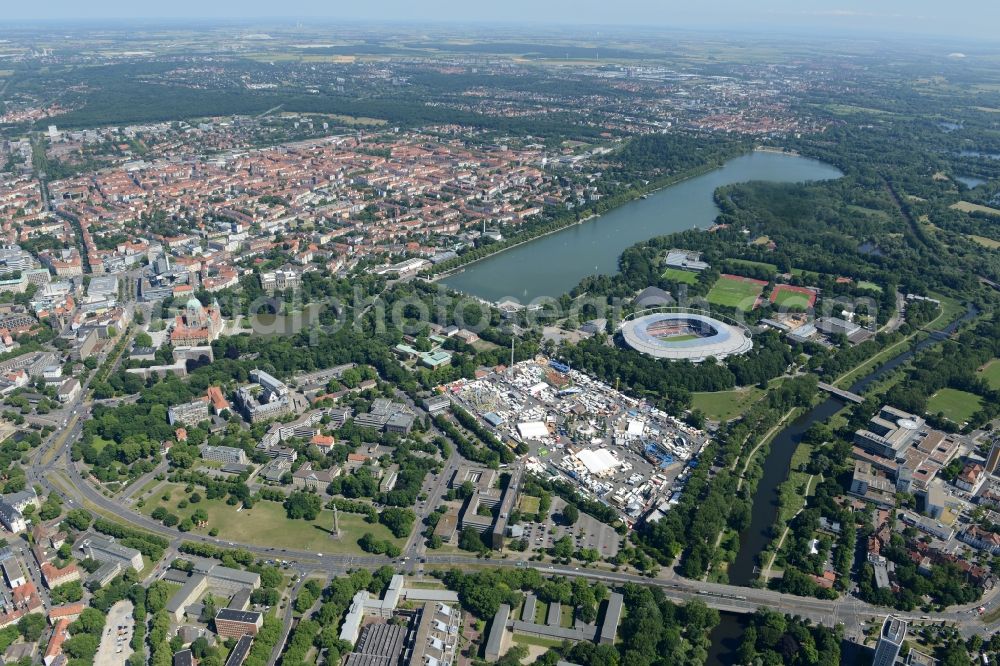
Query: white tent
575,448,621,476
517,421,549,440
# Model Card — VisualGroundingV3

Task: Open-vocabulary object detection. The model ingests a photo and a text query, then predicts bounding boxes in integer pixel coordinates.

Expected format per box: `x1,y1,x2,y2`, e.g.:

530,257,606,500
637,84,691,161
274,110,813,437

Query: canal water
441,151,842,303
708,305,976,664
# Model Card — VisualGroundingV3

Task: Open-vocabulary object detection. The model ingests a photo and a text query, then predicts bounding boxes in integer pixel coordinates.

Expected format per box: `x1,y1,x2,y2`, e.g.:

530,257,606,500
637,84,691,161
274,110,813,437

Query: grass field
926,388,983,424
513,633,568,649
777,442,817,526
978,359,1000,390
690,387,764,422
856,280,883,293
661,267,698,284
727,258,778,274
517,495,541,514
707,275,766,311
665,334,700,342
91,436,114,453
141,483,404,554
770,284,816,309
969,235,1000,249
790,267,822,280
950,201,1000,216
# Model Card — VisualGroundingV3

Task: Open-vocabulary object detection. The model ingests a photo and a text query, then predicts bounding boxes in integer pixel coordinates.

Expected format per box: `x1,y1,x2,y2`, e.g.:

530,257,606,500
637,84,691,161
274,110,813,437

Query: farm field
969,235,1000,249
950,201,1000,216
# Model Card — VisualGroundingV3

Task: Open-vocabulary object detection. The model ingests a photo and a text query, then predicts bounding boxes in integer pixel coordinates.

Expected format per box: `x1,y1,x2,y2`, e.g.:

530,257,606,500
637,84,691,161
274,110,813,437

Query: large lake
440,151,843,303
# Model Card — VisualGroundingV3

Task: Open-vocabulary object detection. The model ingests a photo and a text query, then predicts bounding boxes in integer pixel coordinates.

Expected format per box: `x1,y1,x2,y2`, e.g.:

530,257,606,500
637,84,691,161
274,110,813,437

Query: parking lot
94,600,134,666
521,497,621,558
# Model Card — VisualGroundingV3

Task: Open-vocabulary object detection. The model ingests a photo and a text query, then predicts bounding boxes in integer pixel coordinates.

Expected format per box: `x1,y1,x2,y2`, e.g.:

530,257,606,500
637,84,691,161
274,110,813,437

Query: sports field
707,274,766,310
926,388,983,424
977,359,1000,390
770,284,817,309
661,267,698,284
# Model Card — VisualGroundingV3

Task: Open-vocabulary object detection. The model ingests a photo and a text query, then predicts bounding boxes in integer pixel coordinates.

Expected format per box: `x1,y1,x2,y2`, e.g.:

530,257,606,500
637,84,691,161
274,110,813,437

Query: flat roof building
598,593,624,645
484,603,510,662
873,616,906,666
215,609,263,639
223,634,254,666
78,535,143,572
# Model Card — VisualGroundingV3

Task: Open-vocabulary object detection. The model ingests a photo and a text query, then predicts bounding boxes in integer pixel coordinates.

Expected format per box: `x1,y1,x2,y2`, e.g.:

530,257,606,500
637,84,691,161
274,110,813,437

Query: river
708,304,977,665
440,151,842,303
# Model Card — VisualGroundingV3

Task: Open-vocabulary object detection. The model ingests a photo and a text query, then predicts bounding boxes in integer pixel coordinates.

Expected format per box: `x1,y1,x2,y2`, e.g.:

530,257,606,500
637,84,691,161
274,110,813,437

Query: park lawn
790,267,823,280
927,388,983,424
91,436,114,453
856,280,883,293
707,276,765,311
661,267,698,284
977,359,1000,390
517,495,541,514
777,442,817,526
728,258,778,274
690,387,764,422
140,483,405,554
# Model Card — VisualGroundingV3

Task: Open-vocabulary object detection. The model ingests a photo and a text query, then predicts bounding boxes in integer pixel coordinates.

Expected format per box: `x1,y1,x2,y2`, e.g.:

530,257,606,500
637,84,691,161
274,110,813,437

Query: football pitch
707,275,765,310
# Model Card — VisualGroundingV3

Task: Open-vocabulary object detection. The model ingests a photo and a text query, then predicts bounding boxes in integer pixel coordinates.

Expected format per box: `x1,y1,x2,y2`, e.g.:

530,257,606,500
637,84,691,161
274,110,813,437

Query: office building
873,616,906,666
214,609,263,639
168,398,210,426
855,406,927,460
201,445,248,466
77,535,144,571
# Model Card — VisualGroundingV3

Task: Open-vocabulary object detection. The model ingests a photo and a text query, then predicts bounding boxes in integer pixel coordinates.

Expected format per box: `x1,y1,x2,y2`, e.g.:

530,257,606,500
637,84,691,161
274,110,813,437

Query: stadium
618,308,753,362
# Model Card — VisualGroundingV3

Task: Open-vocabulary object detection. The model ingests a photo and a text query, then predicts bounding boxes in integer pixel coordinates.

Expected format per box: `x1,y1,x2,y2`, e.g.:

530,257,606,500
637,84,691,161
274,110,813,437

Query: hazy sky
6,0,998,41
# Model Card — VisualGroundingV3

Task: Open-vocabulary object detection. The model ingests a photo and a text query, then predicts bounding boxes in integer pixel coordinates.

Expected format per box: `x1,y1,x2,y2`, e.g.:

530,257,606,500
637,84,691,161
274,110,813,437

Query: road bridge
818,382,864,403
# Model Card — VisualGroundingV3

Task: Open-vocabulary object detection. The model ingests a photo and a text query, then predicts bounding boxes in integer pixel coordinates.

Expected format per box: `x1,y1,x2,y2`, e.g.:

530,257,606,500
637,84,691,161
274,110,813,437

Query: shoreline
427,157,731,288
753,145,800,156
